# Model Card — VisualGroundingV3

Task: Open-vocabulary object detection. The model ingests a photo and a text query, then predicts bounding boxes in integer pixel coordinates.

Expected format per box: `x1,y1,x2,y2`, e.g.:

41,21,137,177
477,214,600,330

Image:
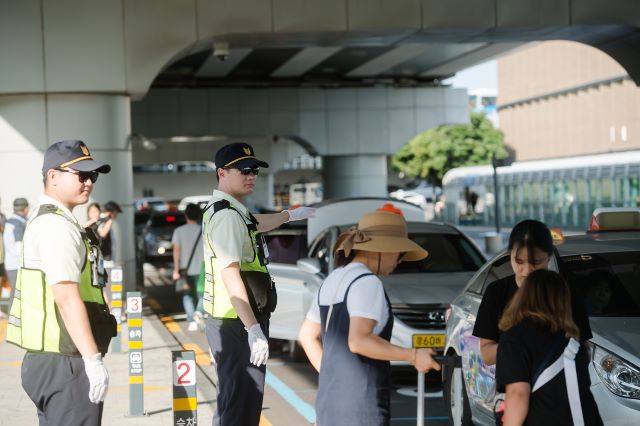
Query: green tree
392,112,507,186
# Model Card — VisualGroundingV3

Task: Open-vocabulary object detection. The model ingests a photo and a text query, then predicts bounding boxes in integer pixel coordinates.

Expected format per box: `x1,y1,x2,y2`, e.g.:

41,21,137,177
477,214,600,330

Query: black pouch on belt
241,271,277,315
85,302,118,354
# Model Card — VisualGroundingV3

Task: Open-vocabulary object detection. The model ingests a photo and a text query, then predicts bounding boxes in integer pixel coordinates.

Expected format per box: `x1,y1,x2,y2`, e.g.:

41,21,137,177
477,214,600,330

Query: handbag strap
185,230,202,271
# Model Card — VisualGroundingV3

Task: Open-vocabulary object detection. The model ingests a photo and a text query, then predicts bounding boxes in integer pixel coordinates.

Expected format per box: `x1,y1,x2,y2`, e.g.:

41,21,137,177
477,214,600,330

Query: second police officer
202,142,315,425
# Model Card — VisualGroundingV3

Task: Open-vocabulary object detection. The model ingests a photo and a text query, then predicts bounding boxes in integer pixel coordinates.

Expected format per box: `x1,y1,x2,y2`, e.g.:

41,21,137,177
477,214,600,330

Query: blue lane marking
265,369,317,423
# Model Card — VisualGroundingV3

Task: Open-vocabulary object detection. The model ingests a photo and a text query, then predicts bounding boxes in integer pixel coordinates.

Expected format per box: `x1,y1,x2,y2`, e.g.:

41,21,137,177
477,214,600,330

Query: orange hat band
59,155,93,168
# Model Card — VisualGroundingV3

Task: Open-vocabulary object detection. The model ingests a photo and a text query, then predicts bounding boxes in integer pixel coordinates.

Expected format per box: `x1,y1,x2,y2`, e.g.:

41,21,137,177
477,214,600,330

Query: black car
136,211,186,266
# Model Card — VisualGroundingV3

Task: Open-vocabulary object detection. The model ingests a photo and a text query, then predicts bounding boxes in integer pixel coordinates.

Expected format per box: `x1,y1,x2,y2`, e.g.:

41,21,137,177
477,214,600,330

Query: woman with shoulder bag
298,210,440,426
496,269,603,426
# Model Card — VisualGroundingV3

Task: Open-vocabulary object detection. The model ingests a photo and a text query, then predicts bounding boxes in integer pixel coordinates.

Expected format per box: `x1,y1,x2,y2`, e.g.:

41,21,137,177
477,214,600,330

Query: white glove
284,206,316,222
83,353,109,404
246,323,269,367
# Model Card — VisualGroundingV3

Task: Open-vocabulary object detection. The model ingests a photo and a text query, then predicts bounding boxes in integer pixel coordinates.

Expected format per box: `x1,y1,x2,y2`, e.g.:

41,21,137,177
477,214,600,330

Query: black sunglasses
56,168,99,184
226,167,260,176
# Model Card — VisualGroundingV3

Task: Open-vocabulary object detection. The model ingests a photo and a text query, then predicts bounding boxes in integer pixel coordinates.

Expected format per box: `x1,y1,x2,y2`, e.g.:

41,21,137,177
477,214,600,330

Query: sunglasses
226,167,260,176
56,168,99,184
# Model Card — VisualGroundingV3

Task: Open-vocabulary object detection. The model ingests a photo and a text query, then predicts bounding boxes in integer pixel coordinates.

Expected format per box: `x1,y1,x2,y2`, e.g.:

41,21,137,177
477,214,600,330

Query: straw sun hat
335,211,428,262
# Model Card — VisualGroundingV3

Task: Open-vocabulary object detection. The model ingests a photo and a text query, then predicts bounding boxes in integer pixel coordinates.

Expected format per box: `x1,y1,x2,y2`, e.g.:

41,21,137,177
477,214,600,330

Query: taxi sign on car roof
588,207,640,232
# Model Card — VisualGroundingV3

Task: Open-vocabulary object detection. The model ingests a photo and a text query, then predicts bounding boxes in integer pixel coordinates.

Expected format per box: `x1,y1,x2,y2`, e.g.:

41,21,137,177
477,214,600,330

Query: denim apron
316,272,394,426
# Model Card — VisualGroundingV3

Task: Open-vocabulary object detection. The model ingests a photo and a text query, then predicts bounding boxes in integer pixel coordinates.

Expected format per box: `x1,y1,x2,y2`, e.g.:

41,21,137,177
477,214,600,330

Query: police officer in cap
7,140,116,424
203,142,315,425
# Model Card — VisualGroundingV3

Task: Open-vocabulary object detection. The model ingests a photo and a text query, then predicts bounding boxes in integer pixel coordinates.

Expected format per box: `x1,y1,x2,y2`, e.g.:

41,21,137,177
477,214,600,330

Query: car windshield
265,233,307,265
393,233,485,273
562,251,640,317
150,214,186,228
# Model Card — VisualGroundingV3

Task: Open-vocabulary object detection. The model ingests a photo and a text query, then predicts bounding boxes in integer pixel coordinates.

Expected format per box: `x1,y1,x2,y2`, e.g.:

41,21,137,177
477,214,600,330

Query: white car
178,195,211,211
265,197,486,362
443,208,640,425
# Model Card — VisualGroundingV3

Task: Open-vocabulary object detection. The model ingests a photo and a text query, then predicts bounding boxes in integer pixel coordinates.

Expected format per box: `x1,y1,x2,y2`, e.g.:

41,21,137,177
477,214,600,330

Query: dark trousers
205,318,268,426
22,352,103,425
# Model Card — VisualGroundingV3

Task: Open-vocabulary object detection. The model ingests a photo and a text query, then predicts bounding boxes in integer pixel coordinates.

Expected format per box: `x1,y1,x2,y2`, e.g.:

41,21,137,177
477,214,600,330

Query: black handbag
241,270,277,316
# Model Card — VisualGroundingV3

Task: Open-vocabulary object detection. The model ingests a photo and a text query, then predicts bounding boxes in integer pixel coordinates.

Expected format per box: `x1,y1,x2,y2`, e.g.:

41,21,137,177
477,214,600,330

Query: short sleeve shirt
473,274,592,342
205,190,255,269
172,223,204,275
496,321,603,426
22,194,86,286
306,262,389,335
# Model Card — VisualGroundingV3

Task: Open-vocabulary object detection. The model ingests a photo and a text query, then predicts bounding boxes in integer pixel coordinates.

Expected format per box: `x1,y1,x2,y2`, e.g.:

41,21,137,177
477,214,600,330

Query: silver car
443,231,640,425
266,203,486,363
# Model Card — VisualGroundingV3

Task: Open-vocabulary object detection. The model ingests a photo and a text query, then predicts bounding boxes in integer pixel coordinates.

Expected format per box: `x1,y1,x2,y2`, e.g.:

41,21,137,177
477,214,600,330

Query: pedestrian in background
172,203,204,331
203,142,315,425
99,200,122,265
6,139,116,424
3,197,29,293
496,269,603,425
298,210,440,426
472,219,592,366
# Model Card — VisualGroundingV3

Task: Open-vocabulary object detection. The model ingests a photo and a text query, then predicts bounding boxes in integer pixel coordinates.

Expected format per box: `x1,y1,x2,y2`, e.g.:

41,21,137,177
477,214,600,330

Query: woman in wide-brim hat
298,210,441,426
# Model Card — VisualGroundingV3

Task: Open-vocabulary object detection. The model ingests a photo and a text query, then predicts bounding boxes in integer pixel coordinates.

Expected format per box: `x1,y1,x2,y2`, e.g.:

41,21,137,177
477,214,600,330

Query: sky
442,60,497,91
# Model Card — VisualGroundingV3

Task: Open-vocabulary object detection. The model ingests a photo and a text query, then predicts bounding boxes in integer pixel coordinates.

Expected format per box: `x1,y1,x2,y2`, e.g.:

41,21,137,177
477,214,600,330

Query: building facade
498,41,640,161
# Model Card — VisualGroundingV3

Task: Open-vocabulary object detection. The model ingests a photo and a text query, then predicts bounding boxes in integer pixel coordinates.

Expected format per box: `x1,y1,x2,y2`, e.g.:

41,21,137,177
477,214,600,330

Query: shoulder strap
531,334,566,388
185,229,202,271
532,338,583,425
324,272,374,333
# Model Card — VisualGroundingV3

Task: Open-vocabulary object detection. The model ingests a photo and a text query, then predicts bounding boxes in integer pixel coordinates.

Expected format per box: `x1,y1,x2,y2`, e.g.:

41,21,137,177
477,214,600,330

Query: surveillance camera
213,42,229,62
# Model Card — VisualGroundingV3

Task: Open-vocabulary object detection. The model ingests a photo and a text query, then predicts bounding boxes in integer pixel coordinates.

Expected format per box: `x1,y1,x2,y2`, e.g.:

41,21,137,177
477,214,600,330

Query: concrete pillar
0,94,136,291
322,155,387,199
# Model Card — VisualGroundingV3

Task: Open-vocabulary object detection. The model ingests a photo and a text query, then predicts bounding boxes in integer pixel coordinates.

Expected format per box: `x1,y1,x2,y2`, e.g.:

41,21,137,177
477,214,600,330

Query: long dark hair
499,269,579,338
508,219,554,263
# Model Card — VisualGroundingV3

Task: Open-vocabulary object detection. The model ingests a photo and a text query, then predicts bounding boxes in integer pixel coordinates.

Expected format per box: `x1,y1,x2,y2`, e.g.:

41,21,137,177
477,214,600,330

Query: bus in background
442,150,640,229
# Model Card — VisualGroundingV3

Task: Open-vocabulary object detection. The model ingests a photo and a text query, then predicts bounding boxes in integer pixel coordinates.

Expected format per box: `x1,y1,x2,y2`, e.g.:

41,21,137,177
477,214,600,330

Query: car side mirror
297,258,321,275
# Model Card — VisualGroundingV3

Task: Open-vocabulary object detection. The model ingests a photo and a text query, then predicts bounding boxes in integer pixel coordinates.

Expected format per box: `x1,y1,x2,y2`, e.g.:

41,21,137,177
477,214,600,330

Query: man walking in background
3,197,29,294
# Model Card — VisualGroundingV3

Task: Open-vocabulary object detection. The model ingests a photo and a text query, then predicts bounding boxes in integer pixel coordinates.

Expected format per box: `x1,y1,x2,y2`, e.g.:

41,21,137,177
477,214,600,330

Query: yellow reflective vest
6,204,113,356
202,199,275,319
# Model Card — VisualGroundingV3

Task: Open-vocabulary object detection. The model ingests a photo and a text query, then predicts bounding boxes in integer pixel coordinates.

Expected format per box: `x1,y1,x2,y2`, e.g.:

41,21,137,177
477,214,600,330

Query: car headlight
590,342,640,399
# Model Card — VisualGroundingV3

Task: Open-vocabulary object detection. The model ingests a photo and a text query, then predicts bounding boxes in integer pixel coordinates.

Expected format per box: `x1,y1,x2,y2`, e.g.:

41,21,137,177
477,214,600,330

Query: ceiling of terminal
151,25,640,89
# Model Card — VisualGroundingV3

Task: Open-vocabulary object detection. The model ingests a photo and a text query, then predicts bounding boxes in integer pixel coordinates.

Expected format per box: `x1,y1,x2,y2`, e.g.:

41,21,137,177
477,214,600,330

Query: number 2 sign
174,360,196,386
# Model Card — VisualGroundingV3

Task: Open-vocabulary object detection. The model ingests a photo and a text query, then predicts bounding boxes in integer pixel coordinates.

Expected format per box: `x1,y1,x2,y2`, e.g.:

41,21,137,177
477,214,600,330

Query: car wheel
444,363,473,426
288,340,307,362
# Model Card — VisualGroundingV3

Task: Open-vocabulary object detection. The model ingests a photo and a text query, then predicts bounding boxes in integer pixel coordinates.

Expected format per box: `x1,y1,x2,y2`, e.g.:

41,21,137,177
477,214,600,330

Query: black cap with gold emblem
42,140,111,174
214,142,269,170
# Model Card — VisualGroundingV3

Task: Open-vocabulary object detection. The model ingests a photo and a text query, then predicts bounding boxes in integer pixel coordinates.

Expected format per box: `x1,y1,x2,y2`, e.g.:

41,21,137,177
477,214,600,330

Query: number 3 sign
127,296,142,314
174,360,196,386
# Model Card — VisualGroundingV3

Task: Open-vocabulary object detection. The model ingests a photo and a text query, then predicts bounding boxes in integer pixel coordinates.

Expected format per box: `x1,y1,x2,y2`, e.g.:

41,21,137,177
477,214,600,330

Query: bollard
484,232,502,255
127,291,145,416
109,266,123,353
172,350,197,426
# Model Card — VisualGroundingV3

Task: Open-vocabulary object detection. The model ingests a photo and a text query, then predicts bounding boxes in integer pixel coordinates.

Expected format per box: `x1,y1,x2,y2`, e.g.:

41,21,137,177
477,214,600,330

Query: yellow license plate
412,334,445,348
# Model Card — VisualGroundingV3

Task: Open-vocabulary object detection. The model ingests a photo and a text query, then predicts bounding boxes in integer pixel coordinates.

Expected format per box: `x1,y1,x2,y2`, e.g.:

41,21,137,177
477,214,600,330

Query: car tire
288,340,307,362
444,362,473,426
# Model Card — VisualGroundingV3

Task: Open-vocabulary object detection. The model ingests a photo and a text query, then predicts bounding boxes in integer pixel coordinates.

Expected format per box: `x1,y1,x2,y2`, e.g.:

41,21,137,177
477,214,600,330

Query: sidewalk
0,310,215,426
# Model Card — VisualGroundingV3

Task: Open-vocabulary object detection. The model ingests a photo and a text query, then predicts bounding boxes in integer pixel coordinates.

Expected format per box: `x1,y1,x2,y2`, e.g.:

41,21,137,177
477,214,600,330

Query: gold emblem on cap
80,144,90,156
243,147,251,155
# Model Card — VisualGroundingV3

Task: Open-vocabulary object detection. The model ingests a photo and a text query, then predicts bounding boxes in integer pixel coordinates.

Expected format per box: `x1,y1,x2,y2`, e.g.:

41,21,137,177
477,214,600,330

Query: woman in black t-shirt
472,220,592,365
496,270,602,425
